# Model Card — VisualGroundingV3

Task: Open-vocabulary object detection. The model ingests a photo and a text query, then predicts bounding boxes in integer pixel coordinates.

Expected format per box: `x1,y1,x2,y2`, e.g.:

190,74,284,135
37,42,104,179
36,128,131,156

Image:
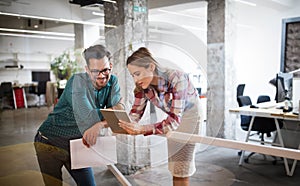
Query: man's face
86,56,112,89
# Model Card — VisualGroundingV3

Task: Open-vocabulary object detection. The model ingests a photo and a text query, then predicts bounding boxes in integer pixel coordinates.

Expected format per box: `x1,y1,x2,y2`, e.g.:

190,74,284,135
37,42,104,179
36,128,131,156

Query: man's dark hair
83,45,111,66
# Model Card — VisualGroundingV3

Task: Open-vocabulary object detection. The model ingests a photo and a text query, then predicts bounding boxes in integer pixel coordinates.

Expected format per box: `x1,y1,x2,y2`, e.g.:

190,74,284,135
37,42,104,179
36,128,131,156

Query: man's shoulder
109,74,119,83
110,74,117,79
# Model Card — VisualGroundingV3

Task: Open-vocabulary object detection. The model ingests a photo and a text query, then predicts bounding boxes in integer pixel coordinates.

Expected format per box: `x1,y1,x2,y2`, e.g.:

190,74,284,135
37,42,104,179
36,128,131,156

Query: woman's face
86,56,112,90
127,63,155,89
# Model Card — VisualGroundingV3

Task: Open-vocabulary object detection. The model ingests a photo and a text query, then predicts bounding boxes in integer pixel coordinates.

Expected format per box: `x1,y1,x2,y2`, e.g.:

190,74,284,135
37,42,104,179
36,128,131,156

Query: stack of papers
70,136,117,169
254,102,277,109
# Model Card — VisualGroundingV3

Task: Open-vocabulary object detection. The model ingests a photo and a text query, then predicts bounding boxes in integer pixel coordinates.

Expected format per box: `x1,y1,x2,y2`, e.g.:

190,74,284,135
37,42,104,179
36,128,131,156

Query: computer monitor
32,71,50,82
275,72,293,103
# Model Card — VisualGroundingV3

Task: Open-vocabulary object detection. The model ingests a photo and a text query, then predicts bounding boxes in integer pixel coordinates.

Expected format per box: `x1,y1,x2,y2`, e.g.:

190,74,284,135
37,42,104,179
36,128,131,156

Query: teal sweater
37,73,121,149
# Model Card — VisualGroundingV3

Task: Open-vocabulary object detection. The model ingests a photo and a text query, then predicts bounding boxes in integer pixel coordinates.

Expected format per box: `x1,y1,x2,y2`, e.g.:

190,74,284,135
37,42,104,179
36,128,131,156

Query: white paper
70,136,117,169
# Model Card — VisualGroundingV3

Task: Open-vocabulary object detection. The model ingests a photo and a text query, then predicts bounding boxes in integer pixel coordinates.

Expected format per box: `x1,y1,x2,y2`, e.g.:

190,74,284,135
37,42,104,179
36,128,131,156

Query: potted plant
50,49,83,98
51,49,80,81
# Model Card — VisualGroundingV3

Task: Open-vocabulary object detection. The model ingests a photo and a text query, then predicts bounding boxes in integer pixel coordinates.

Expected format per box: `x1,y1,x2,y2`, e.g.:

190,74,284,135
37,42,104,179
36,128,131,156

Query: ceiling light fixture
0,33,75,41
102,0,117,4
0,28,75,37
157,9,204,19
0,11,116,28
92,11,105,16
181,25,206,31
149,28,184,36
234,0,256,6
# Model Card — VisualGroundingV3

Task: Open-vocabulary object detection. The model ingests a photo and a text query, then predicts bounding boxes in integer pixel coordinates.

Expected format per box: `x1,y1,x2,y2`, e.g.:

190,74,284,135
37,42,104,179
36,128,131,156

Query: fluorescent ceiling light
0,11,116,28
157,9,204,19
149,28,184,36
0,28,75,37
181,25,206,31
234,0,256,6
92,11,105,16
103,0,116,3
0,33,75,41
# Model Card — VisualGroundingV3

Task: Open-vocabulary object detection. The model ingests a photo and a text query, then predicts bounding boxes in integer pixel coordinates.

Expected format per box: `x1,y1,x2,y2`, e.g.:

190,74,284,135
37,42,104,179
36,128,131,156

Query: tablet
100,109,131,134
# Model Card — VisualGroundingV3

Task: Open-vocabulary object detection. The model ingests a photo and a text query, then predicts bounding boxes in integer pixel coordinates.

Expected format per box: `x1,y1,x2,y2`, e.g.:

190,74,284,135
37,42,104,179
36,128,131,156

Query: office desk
229,104,300,176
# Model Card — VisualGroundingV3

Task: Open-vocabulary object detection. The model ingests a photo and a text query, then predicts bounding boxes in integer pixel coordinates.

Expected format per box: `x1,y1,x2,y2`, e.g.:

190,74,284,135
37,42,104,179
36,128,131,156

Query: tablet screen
100,109,131,134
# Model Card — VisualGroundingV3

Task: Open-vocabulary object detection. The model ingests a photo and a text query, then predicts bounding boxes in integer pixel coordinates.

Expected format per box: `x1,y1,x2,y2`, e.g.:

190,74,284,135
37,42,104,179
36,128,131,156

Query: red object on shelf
199,95,206,99
14,88,25,108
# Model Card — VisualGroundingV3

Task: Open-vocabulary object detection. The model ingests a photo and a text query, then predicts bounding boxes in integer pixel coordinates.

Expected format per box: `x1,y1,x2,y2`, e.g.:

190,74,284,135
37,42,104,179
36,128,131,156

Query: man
34,45,123,186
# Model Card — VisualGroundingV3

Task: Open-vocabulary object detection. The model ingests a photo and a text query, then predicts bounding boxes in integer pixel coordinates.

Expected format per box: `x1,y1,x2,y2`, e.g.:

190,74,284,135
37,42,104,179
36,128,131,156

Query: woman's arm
151,72,191,134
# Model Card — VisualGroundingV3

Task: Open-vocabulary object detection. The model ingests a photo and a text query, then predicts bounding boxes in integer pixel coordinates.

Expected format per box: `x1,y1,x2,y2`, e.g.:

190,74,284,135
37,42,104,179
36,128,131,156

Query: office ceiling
0,0,296,40
0,0,204,39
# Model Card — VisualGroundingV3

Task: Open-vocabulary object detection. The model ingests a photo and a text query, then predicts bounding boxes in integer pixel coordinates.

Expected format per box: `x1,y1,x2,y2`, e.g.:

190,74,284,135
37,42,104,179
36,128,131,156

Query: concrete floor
0,107,299,186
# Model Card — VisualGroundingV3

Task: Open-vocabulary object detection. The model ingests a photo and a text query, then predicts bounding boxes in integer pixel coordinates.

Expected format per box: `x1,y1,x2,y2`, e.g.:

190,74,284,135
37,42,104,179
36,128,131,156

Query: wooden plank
166,131,300,160
107,164,132,186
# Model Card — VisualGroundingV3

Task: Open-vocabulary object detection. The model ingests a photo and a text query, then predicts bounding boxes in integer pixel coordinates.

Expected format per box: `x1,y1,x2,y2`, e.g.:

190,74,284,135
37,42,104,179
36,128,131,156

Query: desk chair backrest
237,84,245,98
257,95,271,103
0,82,14,109
1,82,13,95
237,95,252,130
37,81,47,96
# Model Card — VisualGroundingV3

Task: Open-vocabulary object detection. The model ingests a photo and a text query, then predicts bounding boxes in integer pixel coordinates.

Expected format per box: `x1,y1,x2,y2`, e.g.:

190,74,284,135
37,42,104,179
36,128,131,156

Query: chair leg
244,133,279,164
238,150,242,156
244,152,256,163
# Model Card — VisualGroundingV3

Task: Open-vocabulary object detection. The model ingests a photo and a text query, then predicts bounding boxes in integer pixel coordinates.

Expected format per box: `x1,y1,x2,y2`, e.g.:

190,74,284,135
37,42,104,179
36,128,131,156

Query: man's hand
82,121,107,147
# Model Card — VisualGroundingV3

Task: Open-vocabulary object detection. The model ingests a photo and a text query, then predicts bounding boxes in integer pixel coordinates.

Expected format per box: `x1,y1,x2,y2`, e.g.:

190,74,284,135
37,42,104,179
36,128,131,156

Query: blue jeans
34,132,96,186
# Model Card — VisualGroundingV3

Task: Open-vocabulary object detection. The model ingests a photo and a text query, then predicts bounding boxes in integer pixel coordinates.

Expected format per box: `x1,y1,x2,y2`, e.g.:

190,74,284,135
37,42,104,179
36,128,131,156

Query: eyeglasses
89,68,111,76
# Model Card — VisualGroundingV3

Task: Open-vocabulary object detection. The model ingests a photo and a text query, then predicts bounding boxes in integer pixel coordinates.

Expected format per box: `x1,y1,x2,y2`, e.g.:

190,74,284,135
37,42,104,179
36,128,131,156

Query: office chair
237,96,252,131
257,95,270,103
0,82,15,109
36,81,47,106
237,95,283,164
236,84,245,98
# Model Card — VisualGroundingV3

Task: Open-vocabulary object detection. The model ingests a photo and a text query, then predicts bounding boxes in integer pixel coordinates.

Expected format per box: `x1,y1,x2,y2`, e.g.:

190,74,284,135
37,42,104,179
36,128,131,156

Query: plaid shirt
129,69,198,135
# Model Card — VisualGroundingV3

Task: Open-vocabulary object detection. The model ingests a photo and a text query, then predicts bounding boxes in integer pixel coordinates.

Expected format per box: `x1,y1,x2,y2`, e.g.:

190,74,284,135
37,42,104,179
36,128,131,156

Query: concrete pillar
206,0,236,139
74,24,84,49
103,0,149,175
74,24,100,73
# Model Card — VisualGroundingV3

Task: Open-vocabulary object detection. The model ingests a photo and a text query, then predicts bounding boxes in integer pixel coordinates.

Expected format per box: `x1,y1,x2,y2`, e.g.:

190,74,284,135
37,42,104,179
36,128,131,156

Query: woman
119,47,202,186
